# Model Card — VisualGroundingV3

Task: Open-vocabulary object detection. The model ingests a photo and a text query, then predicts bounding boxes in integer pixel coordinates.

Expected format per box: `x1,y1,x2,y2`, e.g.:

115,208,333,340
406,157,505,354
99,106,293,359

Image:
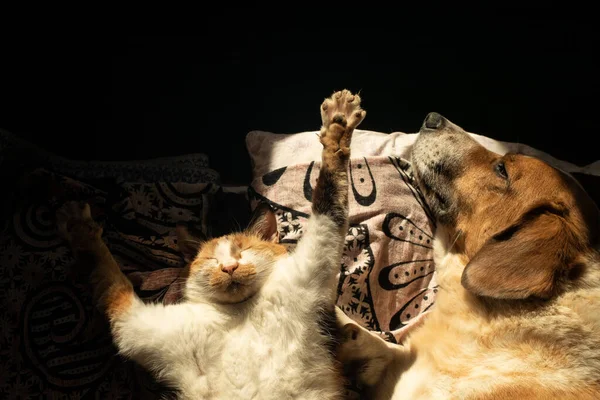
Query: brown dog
337,113,600,399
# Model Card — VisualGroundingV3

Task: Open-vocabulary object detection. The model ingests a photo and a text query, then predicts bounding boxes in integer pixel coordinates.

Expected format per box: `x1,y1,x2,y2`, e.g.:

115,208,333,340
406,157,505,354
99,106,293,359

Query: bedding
1,125,598,398
246,128,600,344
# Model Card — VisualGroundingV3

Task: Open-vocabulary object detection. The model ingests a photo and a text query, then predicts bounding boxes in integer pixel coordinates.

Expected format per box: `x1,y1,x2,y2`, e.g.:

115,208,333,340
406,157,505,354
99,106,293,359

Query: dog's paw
339,322,370,352
56,201,102,248
319,89,365,156
337,320,395,388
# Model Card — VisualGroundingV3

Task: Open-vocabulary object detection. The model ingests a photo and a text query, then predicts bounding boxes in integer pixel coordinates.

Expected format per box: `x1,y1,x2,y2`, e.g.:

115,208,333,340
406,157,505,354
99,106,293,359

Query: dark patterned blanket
0,129,246,399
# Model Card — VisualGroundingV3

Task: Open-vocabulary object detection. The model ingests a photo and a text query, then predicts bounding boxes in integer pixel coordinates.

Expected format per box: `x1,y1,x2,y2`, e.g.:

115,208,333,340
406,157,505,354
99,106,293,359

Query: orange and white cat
56,90,366,399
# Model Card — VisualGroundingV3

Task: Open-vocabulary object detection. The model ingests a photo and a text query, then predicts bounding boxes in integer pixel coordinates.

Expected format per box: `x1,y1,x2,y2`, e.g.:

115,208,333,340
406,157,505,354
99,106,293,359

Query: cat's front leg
56,202,191,372
56,201,137,321
291,90,365,288
314,89,365,228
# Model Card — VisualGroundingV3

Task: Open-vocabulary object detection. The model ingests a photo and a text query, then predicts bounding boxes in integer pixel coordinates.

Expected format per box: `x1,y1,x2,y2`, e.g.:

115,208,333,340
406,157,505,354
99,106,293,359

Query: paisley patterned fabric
249,156,438,344
246,128,600,344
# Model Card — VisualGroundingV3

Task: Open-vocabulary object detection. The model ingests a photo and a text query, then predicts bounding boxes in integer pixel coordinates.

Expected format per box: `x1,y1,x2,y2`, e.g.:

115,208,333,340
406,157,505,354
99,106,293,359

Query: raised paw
56,201,102,249
319,89,366,157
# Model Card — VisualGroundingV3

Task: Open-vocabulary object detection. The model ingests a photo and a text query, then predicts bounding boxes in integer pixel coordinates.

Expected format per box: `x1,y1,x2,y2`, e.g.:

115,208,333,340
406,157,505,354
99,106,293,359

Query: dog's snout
423,112,446,130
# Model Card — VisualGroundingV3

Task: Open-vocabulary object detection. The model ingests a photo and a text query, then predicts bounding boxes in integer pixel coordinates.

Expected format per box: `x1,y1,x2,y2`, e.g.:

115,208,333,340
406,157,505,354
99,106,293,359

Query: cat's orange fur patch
250,240,287,257
190,234,287,277
106,286,135,321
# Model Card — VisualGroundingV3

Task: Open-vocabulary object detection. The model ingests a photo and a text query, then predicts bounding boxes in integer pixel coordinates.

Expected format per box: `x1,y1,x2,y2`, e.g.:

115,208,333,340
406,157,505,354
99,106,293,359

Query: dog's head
412,113,600,300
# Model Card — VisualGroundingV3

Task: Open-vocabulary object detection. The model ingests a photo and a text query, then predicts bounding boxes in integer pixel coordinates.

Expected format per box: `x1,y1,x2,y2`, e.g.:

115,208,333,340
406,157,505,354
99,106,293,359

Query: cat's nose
221,262,238,275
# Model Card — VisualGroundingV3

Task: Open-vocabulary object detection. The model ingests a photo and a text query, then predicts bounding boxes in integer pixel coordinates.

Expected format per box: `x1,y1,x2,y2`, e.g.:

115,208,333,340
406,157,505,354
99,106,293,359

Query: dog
336,113,600,399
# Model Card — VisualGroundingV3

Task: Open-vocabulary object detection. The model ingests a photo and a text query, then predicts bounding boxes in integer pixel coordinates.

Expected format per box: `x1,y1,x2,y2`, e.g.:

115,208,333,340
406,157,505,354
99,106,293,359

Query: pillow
246,129,600,343
246,129,595,179
246,129,410,178
0,127,217,183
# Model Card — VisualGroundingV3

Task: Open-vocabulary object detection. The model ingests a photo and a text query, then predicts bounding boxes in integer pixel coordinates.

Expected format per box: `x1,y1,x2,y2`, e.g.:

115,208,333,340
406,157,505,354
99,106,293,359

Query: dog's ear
461,208,574,300
571,172,600,210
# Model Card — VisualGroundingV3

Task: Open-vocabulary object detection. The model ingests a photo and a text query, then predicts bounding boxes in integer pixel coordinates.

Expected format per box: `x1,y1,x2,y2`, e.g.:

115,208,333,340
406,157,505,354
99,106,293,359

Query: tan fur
337,118,600,399
400,241,600,399
469,385,600,400
104,285,135,320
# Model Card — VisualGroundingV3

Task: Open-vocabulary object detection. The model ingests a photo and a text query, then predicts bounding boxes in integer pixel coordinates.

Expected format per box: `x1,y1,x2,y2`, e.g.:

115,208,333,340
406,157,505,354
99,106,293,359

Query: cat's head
178,203,287,304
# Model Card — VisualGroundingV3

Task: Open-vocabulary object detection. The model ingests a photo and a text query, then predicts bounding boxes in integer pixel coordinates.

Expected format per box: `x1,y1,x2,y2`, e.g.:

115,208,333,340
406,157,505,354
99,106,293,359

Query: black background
2,10,598,184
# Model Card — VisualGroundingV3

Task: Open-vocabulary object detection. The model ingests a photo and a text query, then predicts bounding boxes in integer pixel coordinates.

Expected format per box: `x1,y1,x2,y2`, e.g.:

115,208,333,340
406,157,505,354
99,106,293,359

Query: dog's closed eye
495,161,508,180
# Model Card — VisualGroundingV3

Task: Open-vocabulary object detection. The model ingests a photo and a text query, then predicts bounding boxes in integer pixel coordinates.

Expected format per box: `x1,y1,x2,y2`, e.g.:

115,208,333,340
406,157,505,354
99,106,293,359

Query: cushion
246,128,600,343
246,128,593,179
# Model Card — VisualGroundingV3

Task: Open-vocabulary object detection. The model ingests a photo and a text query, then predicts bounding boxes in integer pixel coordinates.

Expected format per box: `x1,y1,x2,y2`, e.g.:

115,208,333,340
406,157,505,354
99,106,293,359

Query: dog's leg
336,307,408,397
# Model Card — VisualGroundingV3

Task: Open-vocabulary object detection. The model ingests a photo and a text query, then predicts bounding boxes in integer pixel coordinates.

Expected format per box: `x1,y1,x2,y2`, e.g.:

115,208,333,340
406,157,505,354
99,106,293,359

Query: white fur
112,214,344,399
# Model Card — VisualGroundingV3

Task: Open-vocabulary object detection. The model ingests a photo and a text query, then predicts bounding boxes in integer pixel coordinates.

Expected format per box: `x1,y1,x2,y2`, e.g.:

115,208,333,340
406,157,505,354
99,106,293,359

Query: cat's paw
319,89,366,156
321,89,365,131
56,201,103,249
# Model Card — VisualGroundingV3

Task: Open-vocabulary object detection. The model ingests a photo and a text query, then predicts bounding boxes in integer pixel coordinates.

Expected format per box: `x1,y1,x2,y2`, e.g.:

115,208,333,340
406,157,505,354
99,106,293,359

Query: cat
56,89,366,399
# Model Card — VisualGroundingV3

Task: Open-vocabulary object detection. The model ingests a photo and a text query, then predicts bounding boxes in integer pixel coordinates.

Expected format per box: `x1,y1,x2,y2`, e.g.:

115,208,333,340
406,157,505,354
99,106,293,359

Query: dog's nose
423,112,446,130
221,262,239,275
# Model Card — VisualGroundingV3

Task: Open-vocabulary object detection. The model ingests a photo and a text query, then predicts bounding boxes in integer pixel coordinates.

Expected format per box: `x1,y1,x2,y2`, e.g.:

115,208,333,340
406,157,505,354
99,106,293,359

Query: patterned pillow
247,130,437,343
246,129,599,343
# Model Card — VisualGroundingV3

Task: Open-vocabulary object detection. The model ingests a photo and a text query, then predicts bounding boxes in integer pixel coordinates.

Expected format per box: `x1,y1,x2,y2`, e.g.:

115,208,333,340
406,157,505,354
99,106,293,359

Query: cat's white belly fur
117,284,340,399
112,216,345,399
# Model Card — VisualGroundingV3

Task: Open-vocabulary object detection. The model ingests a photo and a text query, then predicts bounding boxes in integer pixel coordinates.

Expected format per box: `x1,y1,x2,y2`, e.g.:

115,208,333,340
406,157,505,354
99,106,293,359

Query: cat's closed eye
234,241,249,251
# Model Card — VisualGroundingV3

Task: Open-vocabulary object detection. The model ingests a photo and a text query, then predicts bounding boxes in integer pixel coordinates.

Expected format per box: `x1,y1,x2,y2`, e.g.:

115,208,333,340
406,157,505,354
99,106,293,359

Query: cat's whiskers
168,277,191,293
230,216,243,233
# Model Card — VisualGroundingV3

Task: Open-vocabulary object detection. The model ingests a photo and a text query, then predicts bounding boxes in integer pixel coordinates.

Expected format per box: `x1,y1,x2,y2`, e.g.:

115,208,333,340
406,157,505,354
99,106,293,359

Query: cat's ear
176,223,206,262
246,202,279,242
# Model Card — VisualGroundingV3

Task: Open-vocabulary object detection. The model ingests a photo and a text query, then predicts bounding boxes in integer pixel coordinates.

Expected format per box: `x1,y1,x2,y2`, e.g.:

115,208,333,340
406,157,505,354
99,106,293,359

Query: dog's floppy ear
571,172,600,210
461,207,573,300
